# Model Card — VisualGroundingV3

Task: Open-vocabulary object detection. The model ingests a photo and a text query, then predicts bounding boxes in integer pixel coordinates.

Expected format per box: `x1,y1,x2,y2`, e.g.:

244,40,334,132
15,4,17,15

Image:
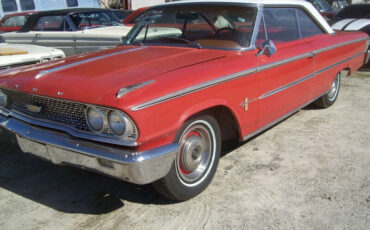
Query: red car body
0,0,369,200
0,11,38,33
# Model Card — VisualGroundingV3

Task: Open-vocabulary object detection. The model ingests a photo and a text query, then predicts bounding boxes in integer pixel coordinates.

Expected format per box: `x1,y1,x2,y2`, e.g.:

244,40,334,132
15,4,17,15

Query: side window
33,16,71,31
296,9,324,38
263,8,299,43
3,15,26,27
1,0,18,12
66,0,78,7
20,0,35,10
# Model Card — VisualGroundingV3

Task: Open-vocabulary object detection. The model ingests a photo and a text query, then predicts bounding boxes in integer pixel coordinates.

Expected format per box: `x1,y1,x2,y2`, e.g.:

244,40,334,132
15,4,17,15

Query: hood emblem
117,80,155,98
26,104,42,113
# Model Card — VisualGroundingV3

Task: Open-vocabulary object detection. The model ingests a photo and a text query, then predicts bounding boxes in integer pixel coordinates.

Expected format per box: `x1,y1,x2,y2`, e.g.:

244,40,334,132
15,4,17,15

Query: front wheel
314,72,341,108
153,115,221,201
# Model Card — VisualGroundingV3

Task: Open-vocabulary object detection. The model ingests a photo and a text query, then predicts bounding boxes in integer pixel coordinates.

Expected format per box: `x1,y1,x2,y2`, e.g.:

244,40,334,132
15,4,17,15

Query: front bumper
0,114,178,185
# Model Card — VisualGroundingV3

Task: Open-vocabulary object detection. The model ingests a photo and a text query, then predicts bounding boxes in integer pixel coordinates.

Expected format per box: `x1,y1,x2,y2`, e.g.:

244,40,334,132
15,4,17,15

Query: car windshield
70,11,122,30
123,4,258,50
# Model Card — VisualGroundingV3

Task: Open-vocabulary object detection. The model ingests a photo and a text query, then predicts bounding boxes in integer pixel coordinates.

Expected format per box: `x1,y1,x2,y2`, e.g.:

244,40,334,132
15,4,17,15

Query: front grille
2,88,91,133
1,88,138,143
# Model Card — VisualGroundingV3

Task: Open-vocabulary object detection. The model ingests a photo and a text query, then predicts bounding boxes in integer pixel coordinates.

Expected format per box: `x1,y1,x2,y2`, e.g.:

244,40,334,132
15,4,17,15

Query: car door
31,15,76,56
255,7,315,127
294,8,332,99
72,12,123,55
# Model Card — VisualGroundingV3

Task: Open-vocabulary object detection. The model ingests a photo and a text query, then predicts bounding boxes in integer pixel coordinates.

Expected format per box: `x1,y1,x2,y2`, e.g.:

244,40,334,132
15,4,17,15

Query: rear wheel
314,72,341,108
153,115,221,201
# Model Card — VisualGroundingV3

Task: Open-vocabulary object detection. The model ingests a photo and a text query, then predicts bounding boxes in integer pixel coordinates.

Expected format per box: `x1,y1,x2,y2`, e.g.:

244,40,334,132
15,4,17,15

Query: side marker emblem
240,97,248,111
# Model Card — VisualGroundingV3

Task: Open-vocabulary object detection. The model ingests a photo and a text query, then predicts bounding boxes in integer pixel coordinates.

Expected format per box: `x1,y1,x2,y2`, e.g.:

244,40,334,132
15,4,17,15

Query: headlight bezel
86,106,106,133
85,105,138,141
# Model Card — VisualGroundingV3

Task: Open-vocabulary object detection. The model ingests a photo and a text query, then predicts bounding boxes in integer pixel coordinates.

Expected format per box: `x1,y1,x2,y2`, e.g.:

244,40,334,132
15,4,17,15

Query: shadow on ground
0,127,241,215
0,102,308,215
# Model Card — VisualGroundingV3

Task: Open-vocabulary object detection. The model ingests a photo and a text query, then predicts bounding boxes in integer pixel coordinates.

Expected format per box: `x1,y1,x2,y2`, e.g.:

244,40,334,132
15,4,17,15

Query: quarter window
1,0,17,12
296,9,324,38
66,0,78,7
20,0,35,10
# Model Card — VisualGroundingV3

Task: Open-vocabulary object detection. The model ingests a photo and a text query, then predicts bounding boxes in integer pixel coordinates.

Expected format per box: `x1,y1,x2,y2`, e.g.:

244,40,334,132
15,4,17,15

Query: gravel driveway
0,71,369,230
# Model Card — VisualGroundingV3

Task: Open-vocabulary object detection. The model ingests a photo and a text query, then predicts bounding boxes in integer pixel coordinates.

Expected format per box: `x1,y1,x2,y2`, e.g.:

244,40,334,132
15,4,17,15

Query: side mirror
257,40,277,57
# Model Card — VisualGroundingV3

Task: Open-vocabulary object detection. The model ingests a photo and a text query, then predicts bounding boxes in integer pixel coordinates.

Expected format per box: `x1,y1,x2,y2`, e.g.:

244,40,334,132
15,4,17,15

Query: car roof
153,0,334,34
0,11,39,22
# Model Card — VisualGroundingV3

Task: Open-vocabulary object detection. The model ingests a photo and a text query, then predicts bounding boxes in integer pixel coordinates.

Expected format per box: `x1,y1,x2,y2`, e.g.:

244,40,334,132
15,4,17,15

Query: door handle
35,33,41,37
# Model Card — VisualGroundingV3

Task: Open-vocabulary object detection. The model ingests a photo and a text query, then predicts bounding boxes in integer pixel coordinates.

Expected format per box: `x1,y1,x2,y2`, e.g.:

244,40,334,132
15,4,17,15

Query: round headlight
108,111,127,136
86,107,104,132
0,90,7,108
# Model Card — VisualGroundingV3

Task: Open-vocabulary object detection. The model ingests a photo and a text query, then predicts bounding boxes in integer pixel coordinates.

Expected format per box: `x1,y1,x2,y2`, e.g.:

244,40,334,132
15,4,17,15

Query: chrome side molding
132,38,367,111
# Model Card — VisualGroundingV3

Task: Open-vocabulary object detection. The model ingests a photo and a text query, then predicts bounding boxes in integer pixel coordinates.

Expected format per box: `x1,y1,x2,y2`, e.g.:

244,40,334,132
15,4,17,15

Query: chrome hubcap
177,124,213,184
328,74,340,101
182,135,203,171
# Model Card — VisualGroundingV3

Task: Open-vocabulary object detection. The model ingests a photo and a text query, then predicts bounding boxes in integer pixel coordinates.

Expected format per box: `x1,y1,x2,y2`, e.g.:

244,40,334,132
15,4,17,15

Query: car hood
0,43,65,67
0,45,225,105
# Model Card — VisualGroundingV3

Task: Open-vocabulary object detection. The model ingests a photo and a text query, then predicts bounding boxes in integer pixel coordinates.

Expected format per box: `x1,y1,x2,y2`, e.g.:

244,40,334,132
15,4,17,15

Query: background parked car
326,0,348,11
122,6,147,25
305,0,336,20
111,9,132,20
0,11,37,33
0,35,64,69
330,4,370,69
0,0,101,19
330,4,370,35
2,8,132,56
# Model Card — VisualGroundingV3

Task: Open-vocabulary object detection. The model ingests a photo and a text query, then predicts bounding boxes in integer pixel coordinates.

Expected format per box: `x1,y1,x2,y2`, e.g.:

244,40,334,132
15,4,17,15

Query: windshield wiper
163,37,203,49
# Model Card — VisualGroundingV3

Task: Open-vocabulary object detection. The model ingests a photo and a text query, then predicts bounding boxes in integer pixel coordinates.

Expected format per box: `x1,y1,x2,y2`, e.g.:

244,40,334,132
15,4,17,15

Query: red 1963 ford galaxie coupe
0,0,369,201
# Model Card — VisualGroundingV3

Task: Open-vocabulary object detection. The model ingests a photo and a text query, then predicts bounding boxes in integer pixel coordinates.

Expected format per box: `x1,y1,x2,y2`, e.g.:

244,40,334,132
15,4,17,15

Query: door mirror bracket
256,40,277,57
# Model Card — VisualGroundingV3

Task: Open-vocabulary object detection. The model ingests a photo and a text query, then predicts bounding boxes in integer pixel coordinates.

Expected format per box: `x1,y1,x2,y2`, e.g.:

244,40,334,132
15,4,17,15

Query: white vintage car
0,36,64,69
2,8,132,57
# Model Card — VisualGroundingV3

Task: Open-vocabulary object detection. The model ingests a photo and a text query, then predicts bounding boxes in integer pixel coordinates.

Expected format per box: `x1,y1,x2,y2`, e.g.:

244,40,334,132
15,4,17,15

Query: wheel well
341,67,351,77
185,106,240,143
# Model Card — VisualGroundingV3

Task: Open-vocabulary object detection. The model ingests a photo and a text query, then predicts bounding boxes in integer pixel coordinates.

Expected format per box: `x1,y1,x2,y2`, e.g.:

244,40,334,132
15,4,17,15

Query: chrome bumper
366,50,370,64
0,114,178,185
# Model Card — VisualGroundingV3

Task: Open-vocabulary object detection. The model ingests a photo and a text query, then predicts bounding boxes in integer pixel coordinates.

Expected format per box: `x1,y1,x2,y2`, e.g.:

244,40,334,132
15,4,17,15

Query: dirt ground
0,71,369,230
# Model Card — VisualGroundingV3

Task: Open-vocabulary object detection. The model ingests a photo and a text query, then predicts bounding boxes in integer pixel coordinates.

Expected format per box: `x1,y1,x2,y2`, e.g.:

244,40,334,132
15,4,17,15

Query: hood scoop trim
35,46,147,79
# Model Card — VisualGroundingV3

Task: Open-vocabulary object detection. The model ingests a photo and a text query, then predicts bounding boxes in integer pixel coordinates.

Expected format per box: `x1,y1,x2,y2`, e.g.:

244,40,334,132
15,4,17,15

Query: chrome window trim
131,38,367,111
35,47,147,79
248,4,263,51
